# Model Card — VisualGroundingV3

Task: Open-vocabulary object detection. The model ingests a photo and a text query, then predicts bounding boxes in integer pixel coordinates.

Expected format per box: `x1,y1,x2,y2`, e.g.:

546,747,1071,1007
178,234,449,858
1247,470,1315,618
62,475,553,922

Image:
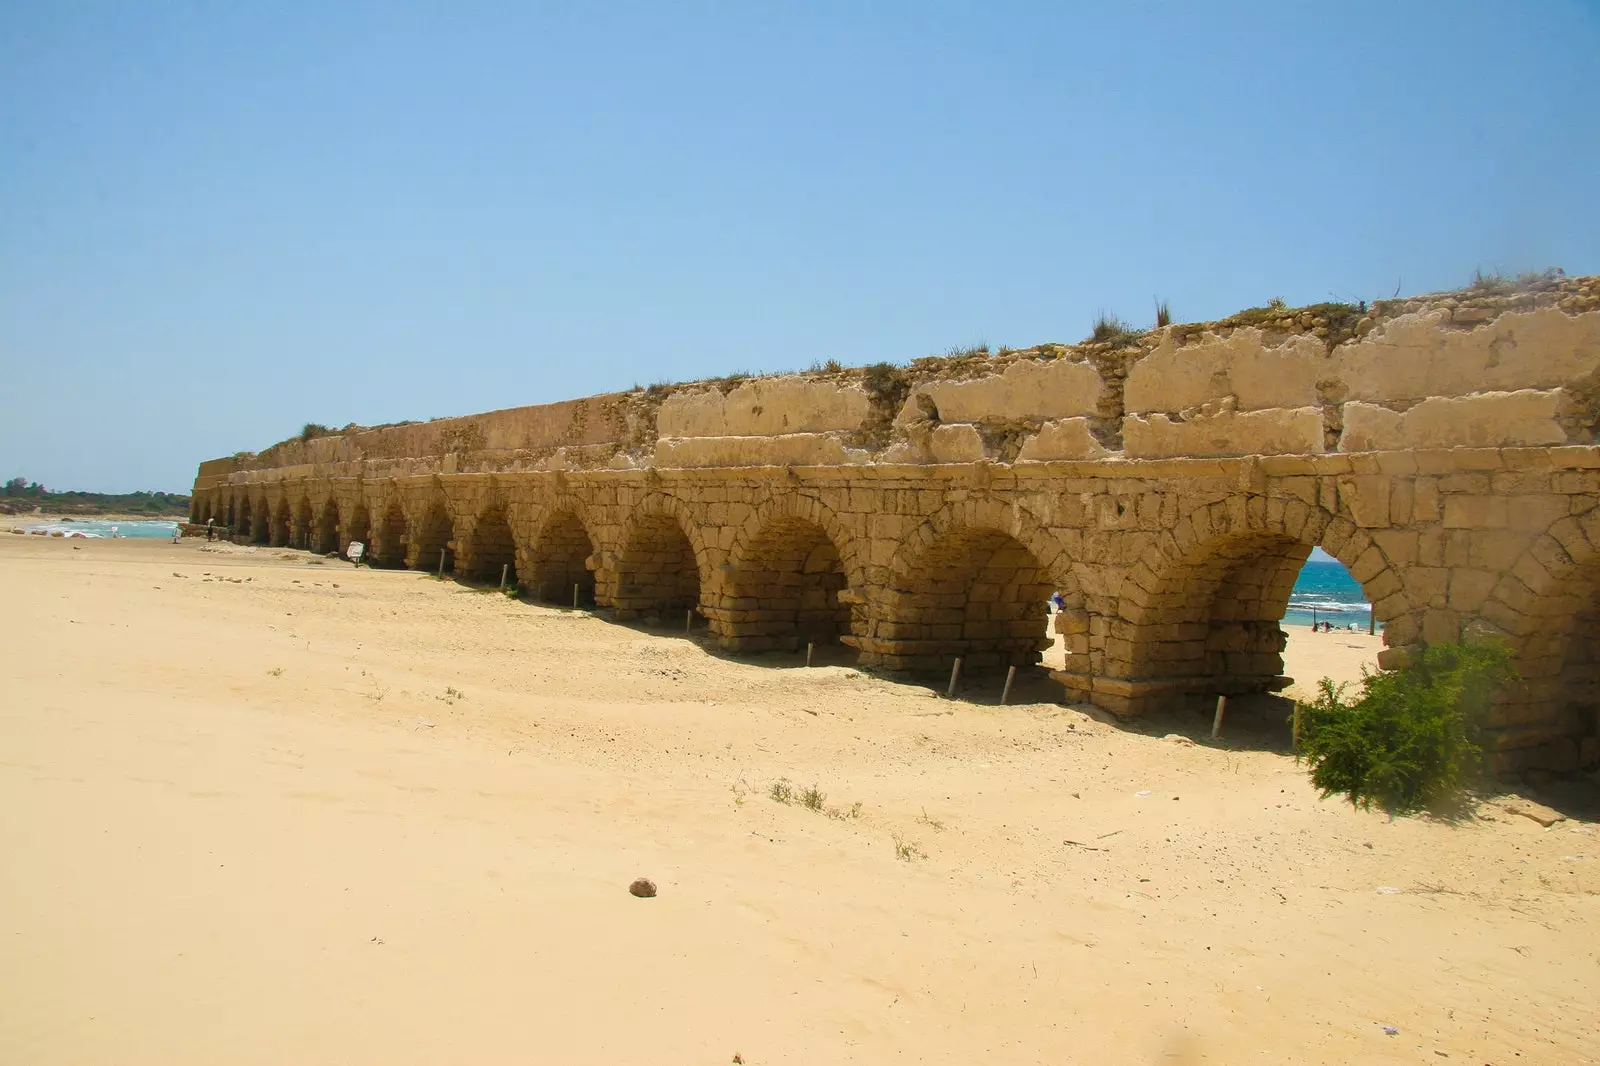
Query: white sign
347,541,365,564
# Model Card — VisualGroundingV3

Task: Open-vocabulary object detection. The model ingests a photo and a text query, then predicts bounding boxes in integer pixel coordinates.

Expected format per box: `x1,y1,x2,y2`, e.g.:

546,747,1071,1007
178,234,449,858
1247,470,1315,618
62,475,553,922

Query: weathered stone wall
192,275,1600,777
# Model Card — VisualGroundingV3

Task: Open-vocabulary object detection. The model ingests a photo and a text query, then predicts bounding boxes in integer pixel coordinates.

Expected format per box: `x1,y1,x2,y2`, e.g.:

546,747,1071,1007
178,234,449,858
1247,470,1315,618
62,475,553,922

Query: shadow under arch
314,497,340,554
370,498,408,567
869,499,1075,677
612,498,708,622
527,503,598,605
344,499,371,557
1469,519,1600,774
716,495,863,656
248,497,270,544
270,498,292,547
292,496,313,551
465,499,520,585
413,496,456,573
1104,496,1403,717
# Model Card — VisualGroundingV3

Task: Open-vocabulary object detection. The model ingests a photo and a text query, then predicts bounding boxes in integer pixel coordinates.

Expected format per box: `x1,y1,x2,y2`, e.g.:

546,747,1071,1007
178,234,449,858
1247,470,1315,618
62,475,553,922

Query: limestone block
1015,418,1108,462
928,425,986,464
1336,307,1600,403
1339,392,1566,452
1123,407,1324,459
657,379,871,438
897,357,1101,425
652,434,867,469
1125,329,1326,414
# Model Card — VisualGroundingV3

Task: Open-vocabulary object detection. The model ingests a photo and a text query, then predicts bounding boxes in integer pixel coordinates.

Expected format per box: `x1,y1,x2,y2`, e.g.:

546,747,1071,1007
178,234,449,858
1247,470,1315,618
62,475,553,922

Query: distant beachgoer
206,517,215,541
1050,592,1065,612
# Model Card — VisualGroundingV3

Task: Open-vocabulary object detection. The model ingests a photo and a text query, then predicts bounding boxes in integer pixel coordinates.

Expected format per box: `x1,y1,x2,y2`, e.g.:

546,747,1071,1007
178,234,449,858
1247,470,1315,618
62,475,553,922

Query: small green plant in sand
769,779,794,804
918,807,945,831
799,784,826,811
893,834,926,862
267,667,283,677
1295,642,1514,815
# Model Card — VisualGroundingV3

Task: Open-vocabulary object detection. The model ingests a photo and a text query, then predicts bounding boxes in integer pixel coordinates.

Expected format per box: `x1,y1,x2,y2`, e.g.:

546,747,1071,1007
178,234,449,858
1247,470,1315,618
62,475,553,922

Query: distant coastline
1,478,189,518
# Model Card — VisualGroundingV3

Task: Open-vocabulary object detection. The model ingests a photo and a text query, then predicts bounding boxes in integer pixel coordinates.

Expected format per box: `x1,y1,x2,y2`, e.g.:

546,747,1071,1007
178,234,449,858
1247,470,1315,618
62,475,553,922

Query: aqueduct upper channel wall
193,275,1600,774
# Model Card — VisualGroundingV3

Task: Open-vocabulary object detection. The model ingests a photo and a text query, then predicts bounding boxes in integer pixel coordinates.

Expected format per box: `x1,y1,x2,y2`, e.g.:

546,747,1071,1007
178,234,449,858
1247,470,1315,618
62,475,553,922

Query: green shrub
1295,642,1514,815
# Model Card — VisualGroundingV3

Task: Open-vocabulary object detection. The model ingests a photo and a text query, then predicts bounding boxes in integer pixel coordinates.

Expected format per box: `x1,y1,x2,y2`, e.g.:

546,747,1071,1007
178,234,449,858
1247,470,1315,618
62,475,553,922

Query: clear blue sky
2,1,1596,493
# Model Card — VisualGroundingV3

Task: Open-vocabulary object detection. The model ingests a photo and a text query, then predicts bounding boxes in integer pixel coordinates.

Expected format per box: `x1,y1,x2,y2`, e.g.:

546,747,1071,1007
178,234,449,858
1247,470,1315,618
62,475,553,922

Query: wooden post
499,563,509,590
1211,695,1227,739
806,642,814,667
686,609,693,633
946,657,963,699
1369,609,1376,636
573,583,580,609
1000,665,1017,705
438,549,446,578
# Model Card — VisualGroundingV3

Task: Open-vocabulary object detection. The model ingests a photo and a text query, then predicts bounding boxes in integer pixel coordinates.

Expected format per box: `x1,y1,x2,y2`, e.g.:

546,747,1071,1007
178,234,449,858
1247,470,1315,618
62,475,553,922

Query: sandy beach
1,535,1595,1064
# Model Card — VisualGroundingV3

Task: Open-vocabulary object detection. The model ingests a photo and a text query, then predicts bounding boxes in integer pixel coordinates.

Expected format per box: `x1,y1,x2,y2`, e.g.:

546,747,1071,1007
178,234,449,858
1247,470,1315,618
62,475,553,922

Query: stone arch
464,498,520,585
412,495,456,573
527,504,598,604
226,496,237,532
344,498,371,556
270,496,292,547
717,493,863,653
1469,515,1600,772
612,496,709,621
314,497,340,554
250,496,271,544
371,497,408,567
1105,495,1405,715
870,497,1077,674
196,497,210,524
292,494,314,550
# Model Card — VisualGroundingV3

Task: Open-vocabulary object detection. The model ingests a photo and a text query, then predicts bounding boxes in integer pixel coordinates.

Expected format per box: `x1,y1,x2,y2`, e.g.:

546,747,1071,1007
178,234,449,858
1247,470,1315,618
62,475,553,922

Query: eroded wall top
197,272,1600,485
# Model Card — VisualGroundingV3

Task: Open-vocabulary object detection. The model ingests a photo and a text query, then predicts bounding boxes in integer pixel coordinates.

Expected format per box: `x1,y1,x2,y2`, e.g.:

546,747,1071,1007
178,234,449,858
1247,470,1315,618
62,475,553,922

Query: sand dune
1,535,1594,1064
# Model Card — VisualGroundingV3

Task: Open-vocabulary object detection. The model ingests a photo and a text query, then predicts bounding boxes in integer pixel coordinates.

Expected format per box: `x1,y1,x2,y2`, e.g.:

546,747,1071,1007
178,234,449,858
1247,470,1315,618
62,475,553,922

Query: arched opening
250,499,270,545
314,499,339,554
371,502,407,567
292,497,313,550
413,500,455,573
465,503,519,585
530,512,596,605
614,513,701,621
345,502,371,557
226,498,237,531
722,517,852,653
1111,531,1391,718
1494,564,1600,773
270,499,292,547
877,528,1052,673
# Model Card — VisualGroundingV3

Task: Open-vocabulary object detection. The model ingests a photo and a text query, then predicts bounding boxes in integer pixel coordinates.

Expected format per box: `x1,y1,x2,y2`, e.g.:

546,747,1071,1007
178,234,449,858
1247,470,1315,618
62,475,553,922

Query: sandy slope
0,535,1594,1065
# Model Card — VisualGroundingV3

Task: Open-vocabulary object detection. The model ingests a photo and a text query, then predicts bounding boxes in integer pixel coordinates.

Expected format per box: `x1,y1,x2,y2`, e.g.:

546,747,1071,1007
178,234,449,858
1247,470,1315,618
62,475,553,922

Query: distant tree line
1,477,191,516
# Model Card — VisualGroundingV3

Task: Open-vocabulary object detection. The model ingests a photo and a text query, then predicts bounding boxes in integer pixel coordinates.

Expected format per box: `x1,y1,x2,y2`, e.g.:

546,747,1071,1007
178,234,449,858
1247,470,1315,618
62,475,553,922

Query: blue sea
17,518,180,539
1286,554,1376,631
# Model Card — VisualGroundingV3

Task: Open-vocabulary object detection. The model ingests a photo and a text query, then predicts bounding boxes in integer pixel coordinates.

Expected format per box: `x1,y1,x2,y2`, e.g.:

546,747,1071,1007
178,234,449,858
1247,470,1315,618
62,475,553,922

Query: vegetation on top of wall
856,361,913,449
300,423,336,441
1154,299,1171,328
1088,312,1142,349
1469,266,1565,296
1294,642,1516,815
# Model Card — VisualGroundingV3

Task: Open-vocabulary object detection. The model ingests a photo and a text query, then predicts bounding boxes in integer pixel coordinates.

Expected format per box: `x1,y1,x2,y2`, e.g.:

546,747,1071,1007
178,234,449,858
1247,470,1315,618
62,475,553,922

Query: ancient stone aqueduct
192,275,1600,774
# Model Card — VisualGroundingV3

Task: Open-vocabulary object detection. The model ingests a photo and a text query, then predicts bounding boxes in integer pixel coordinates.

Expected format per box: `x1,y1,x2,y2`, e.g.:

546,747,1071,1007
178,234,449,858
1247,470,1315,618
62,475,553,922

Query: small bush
769,779,794,804
1154,299,1171,328
799,784,826,811
300,423,335,442
1090,312,1140,347
1295,642,1515,815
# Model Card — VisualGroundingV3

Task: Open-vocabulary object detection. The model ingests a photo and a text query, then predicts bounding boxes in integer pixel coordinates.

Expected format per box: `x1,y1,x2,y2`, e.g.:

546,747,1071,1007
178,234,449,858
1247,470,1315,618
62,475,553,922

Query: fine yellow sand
2,535,1595,1064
